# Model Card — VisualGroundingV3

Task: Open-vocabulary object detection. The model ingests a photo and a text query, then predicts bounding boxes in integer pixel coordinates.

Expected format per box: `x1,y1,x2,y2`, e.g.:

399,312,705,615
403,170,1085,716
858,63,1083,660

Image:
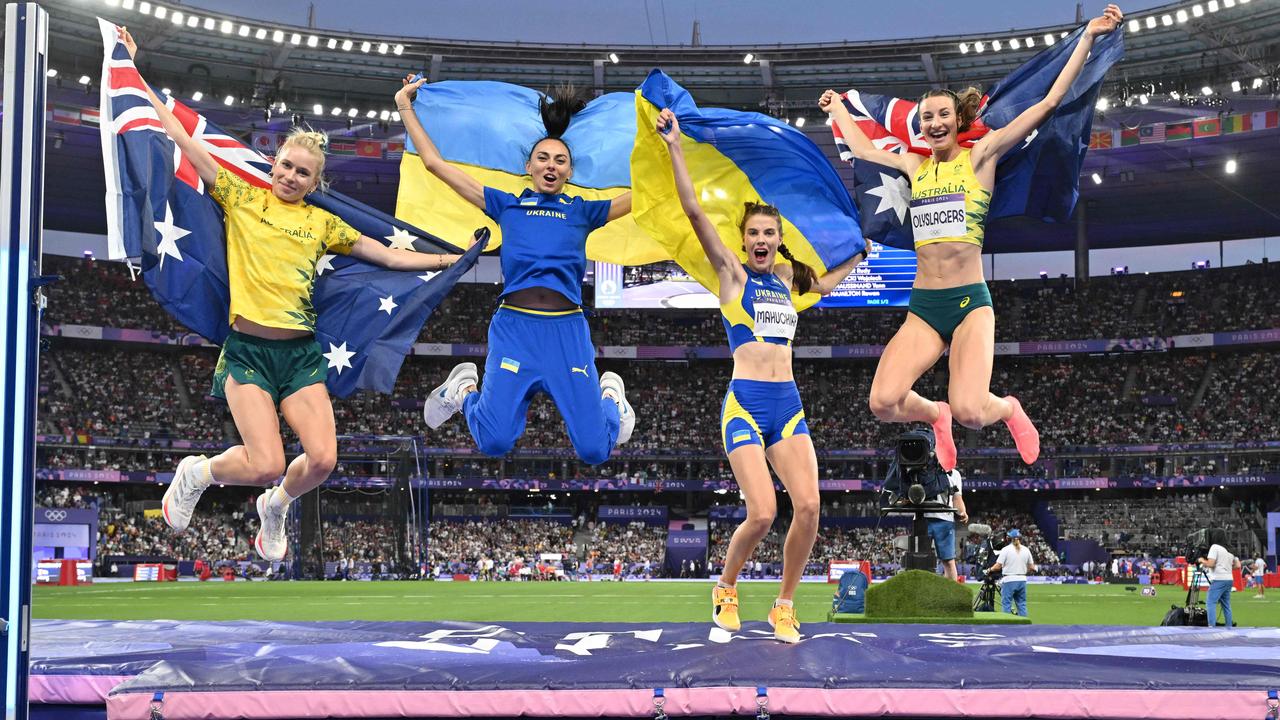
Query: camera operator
1197,530,1241,628
988,529,1036,616
923,469,967,580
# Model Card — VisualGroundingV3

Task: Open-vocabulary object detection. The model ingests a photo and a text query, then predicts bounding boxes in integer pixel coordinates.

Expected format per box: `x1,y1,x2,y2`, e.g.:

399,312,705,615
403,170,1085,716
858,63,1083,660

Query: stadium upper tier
36,0,1280,111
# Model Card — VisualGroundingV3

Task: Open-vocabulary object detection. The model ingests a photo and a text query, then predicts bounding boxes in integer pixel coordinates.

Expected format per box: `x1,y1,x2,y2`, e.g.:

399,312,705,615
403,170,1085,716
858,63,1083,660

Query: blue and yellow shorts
721,379,809,455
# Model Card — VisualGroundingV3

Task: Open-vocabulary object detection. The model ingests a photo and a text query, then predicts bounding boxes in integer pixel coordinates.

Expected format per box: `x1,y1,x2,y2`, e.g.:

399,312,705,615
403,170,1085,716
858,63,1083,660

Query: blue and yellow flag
395,80,664,265
631,69,864,311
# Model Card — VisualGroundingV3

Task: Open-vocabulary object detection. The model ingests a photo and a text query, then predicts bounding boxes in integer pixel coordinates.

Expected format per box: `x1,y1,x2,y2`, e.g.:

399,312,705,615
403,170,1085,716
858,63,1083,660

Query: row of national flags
1089,110,1279,149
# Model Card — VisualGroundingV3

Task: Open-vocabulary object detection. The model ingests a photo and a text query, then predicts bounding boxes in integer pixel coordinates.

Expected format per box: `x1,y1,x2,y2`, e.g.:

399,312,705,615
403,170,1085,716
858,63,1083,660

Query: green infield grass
31,580,1279,626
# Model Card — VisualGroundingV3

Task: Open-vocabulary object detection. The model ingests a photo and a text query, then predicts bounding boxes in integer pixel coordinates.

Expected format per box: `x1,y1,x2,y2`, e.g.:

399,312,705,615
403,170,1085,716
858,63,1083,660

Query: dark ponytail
530,83,588,162
777,243,817,296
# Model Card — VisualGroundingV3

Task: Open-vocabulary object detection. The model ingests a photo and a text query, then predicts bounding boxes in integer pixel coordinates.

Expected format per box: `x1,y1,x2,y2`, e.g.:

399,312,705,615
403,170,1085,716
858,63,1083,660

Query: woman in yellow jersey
656,109,868,643
820,5,1123,472
121,30,463,563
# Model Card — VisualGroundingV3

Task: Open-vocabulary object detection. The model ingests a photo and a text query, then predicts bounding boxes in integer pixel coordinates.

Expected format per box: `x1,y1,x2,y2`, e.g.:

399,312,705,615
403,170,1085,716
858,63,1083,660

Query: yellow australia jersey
210,168,361,331
908,148,991,249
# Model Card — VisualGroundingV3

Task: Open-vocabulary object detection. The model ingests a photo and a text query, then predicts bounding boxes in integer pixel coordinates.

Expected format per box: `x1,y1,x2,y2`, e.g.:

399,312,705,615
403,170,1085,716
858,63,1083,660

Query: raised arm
607,191,632,222
811,237,871,296
972,5,1123,167
819,89,922,177
394,75,485,210
657,109,742,287
120,28,218,187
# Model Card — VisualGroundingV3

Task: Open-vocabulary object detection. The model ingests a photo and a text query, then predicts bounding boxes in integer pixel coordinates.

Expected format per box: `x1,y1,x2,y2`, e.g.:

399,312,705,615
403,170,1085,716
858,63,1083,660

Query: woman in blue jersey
396,77,635,465
820,5,1123,472
656,109,867,643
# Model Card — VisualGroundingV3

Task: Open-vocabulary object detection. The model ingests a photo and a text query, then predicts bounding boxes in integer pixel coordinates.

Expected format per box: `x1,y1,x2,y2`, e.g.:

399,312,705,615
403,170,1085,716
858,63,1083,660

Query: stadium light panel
273,29,285,43
342,39,353,51
255,28,267,40
1096,97,1109,111
327,38,337,49
1192,4,1204,16
1139,94,1149,104
121,0,134,9
219,19,232,33
78,74,90,85
153,5,166,19
1010,38,1021,49
331,106,342,116
608,52,619,63
1025,36,1034,47
1145,16,1157,28
391,111,401,122
169,11,183,24
1225,159,1237,174
1161,14,1173,25
393,44,405,55
377,42,389,54
1223,0,1235,7
46,69,57,78
361,41,372,53
1176,9,1188,22
191,90,203,101
307,35,318,47
137,1,151,14
1091,172,1102,185
160,87,171,96
290,33,302,45
366,110,377,119
1201,85,1213,96
743,53,754,64
974,41,985,52
1127,18,1140,31
186,15,198,27
1231,80,1241,92
795,116,806,127
1170,90,1181,99
1207,0,1219,11
223,95,235,106
992,39,1002,51
958,42,969,53
238,24,250,37
313,104,323,115
379,110,391,121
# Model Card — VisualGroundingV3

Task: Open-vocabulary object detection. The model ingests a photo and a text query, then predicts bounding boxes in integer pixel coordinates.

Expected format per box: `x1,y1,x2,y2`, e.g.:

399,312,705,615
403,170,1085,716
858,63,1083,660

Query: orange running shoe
1003,396,1040,465
711,584,741,631
768,603,801,644
931,401,957,472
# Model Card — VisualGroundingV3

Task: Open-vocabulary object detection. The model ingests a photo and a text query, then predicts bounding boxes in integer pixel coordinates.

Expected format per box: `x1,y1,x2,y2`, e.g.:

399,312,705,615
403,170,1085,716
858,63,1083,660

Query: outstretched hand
818,89,843,115
395,74,426,110
118,26,137,60
656,108,680,146
1087,4,1124,37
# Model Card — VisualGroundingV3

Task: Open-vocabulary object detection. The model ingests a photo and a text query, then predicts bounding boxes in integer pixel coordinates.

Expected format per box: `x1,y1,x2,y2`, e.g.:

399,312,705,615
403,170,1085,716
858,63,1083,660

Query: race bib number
753,302,797,340
910,192,967,243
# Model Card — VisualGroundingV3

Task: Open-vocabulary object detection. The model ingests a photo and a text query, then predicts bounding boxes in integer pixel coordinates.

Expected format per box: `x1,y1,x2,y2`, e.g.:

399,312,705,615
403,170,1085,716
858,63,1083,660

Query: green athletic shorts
907,282,993,343
211,330,326,405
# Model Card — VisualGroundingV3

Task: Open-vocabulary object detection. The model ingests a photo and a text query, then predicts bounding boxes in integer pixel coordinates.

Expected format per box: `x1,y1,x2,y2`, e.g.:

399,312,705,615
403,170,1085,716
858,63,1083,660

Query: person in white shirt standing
988,529,1036,616
1249,556,1266,599
1198,533,1241,627
925,469,968,581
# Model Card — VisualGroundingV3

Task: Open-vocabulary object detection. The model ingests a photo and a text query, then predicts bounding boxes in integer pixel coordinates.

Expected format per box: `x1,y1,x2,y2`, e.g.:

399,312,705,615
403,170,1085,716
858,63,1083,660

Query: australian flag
832,24,1123,251
96,19,484,399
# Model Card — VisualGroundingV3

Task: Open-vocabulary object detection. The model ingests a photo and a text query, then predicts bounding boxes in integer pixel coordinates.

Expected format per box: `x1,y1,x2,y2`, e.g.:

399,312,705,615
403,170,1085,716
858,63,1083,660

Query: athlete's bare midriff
731,342,794,383
231,316,312,340
913,241,986,289
505,286,578,310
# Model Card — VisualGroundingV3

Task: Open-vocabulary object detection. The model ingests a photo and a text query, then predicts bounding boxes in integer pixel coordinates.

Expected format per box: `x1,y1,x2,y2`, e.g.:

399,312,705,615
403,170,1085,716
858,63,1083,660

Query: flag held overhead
630,69,864,311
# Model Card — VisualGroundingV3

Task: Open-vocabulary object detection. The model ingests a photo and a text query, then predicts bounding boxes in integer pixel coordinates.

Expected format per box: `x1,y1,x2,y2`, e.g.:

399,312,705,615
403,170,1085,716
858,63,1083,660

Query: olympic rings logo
43,510,68,522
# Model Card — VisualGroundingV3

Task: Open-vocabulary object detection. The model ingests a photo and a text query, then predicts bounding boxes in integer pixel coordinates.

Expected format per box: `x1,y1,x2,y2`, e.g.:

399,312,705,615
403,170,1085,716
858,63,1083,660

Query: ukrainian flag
395,79,664,265
631,70,865,311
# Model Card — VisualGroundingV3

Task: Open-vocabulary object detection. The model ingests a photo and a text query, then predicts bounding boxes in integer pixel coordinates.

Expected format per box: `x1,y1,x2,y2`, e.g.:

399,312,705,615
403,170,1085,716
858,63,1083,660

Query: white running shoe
599,371,635,445
254,487,289,562
161,454,209,533
423,362,478,429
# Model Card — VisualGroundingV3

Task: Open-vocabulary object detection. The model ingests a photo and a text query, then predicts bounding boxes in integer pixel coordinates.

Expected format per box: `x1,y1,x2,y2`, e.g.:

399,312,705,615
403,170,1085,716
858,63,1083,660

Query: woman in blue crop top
396,77,636,466
657,109,867,642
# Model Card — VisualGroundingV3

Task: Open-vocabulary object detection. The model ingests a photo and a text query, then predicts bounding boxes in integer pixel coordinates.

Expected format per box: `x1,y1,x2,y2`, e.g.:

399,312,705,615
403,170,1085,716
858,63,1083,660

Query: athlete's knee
474,433,517,458
305,447,338,477
574,440,612,467
790,496,820,528
247,453,286,486
741,509,776,539
868,388,903,421
950,399,987,430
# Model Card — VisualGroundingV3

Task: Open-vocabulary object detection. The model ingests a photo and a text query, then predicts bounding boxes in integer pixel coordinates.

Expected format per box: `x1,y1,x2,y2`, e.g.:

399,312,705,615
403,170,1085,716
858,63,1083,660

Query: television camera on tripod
878,428,959,573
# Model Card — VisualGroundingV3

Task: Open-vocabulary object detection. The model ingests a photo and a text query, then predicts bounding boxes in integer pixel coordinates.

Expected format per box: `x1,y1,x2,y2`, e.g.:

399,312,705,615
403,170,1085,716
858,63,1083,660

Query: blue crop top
720,266,798,353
